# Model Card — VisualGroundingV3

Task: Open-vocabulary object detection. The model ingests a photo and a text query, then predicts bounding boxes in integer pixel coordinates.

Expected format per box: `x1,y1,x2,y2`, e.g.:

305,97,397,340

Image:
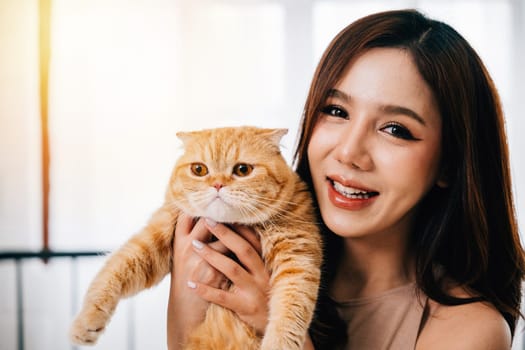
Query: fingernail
205,218,217,227
187,280,197,289
192,239,204,250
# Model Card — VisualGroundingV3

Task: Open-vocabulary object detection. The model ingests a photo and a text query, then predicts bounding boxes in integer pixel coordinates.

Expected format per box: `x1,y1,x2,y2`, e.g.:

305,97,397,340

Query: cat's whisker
242,192,306,207
238,203,269,224
236,199,318,225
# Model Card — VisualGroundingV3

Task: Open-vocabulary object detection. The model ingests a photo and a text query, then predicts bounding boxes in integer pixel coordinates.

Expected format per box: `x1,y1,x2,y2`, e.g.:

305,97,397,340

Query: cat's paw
69,306,110,345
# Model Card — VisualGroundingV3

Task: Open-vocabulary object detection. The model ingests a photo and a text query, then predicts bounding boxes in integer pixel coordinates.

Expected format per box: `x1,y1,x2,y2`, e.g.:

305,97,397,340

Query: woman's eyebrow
327,88,350,103
327,88,426,126
380,105,426,126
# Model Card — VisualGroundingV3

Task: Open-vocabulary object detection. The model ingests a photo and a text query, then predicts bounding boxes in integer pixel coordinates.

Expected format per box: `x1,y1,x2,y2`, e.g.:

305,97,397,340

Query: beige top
336,283,427,350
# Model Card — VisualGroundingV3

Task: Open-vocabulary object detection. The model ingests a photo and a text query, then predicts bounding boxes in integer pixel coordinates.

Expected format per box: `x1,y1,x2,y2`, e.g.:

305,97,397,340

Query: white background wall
1,0,524,349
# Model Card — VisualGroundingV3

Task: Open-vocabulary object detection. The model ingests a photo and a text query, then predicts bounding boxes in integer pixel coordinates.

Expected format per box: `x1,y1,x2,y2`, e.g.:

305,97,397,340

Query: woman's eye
381,123,417,140
190,163,209,176
233,163,253,177
321,105,348,119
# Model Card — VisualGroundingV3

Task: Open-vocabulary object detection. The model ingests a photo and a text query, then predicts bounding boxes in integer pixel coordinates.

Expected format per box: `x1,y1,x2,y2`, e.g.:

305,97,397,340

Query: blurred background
1,0,524,349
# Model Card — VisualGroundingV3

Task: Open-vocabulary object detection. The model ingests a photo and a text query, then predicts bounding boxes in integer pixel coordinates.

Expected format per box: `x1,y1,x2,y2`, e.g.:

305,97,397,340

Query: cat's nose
213,183,223,190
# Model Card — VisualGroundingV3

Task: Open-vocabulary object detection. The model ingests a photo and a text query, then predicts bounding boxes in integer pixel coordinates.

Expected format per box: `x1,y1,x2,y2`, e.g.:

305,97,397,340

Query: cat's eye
233,163,253,177
190,163,209,176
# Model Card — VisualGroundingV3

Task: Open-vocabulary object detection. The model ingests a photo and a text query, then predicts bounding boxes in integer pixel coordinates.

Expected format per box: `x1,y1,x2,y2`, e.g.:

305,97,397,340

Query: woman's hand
188,218,270,335
167,214,270,349
167,214,229,349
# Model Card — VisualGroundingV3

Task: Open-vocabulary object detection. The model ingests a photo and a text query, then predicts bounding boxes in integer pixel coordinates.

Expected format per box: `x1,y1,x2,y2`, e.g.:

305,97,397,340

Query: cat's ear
262,128,288,147
176,131,194,146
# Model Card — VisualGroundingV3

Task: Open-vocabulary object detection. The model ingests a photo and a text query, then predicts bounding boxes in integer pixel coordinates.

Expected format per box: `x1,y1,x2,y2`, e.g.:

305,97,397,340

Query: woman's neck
330,233,415,301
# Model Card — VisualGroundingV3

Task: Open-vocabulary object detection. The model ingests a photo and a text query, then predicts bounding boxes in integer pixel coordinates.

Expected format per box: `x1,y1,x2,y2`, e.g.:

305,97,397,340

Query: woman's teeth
332,181,378,199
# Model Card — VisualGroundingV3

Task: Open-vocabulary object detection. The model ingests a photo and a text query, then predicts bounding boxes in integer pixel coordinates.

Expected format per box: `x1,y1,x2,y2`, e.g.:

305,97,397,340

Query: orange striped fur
69,127,322,350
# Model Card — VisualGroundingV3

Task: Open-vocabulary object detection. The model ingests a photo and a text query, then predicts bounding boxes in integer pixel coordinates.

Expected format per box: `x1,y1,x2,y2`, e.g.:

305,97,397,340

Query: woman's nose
334,120,373,171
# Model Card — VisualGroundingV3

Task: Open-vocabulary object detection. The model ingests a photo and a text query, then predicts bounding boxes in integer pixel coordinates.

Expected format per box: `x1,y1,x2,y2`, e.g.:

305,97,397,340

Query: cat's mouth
210,195,230,208
328,178,379,199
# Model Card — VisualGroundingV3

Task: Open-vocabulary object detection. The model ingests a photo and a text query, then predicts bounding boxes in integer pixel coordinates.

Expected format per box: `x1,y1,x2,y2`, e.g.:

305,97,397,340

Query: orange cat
69,126,322,350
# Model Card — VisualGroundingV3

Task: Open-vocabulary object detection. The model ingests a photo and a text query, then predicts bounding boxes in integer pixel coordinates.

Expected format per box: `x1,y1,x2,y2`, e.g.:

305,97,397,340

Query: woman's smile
327,176,379,210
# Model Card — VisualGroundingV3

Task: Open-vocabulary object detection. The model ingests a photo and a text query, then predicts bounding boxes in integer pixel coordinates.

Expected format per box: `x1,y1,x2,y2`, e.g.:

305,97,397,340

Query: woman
167,10,524,349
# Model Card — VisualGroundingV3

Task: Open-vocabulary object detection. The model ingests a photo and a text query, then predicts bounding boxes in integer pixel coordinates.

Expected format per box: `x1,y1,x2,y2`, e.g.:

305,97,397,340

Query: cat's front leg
70,204,177,345
259,266,319,350
259,236,321,350
70,239,172,345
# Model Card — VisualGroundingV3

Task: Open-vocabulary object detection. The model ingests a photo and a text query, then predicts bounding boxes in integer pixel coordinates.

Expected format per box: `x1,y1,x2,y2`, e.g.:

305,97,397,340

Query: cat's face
170,127,292,224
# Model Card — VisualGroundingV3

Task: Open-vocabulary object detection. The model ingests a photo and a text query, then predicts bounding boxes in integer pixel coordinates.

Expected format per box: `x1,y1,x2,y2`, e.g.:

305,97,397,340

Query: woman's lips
326,177,379,210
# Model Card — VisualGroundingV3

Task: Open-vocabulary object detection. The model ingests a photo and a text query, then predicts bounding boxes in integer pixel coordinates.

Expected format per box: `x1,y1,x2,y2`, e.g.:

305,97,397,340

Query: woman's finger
208,240,229,254
189,217,213,242
231,224,262,254
187,281,263,317
174,213,195,240
188,258,227,288
187,279,269,335
186,281,239,310
191,239,252,289
204,220,266,276
174,214,211,244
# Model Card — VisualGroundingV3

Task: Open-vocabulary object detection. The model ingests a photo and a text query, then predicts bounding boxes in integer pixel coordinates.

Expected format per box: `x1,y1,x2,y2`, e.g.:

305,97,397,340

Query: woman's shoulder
416,285,511,350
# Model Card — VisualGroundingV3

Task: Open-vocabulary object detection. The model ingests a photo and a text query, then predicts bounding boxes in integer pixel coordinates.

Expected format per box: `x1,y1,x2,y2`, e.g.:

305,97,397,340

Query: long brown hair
294,9,525,348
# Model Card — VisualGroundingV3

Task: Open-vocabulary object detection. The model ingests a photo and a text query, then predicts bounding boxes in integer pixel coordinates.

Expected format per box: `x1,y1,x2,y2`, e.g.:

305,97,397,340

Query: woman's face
308,48,444,240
